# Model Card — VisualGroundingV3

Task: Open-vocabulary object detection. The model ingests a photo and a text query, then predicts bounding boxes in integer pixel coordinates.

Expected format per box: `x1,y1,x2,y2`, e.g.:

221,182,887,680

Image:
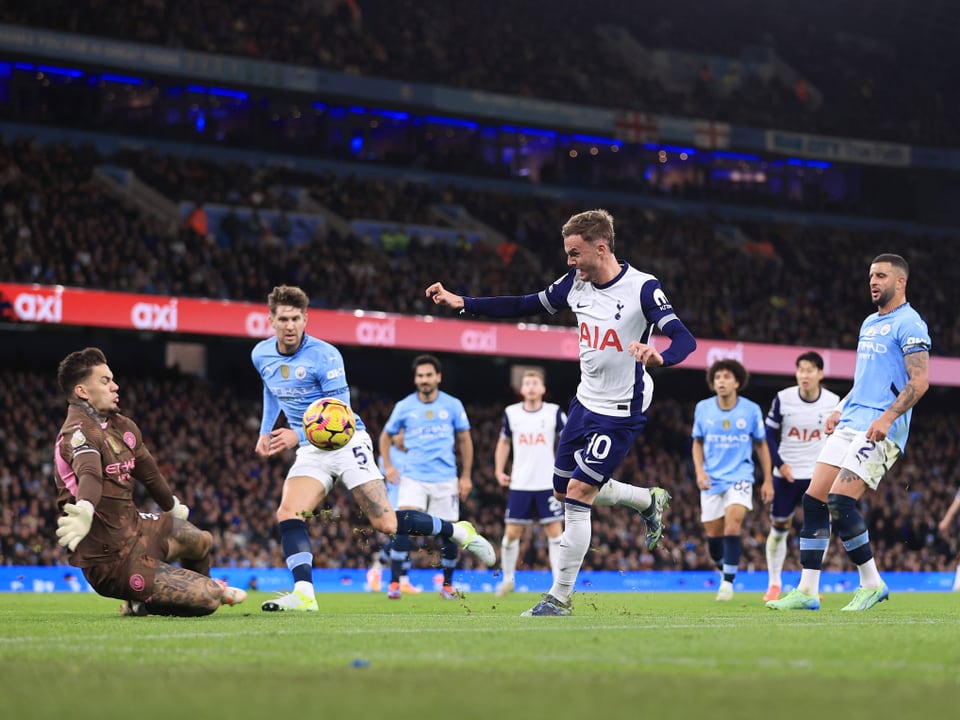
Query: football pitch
2,591,958,720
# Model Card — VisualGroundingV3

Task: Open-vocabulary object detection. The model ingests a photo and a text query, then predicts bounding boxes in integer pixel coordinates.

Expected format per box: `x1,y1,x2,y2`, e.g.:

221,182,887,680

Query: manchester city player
252,285,495,612
768,254,930,611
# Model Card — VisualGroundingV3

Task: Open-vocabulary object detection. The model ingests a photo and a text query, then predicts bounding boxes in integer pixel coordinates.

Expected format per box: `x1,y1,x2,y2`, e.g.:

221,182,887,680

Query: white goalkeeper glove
170,495,190,521
56,500,95,552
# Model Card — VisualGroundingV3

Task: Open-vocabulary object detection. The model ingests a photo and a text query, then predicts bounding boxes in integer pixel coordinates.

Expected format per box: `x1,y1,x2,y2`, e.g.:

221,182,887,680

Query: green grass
2,591,959,720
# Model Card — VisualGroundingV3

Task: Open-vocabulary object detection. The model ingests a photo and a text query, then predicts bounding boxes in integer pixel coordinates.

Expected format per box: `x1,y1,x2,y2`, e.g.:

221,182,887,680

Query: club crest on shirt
295,366,307,379
736,418,747,429
70,429,86,448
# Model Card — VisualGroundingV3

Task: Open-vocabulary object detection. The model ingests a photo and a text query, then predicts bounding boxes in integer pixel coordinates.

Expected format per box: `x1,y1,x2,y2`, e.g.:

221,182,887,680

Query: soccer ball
302,397,357,450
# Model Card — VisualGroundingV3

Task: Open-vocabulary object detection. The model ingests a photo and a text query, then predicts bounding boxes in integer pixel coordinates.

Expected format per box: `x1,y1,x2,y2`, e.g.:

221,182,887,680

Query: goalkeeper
52,347,246,616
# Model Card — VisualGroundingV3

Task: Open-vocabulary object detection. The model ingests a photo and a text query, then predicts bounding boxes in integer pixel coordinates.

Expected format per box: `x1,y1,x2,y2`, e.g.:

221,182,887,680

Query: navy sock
390,534,411,584
707,536,724,571
440,537,458,586
279,518,314,584
828,493,874,566
722,535,741,583
799,494,830,570
396,509,452,537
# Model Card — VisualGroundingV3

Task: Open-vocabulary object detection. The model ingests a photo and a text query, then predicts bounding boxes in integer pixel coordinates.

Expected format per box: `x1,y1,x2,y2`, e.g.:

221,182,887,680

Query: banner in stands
2,282,959,384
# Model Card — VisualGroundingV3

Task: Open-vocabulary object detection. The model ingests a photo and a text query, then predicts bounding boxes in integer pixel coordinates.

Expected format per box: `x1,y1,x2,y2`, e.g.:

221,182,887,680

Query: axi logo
14,291,62,322
131,300,178,331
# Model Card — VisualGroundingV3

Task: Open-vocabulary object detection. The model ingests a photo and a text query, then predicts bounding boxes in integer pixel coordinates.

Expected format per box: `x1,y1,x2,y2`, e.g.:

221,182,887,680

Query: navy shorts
770,476,811,521
553,397,646,494
505,489,564,525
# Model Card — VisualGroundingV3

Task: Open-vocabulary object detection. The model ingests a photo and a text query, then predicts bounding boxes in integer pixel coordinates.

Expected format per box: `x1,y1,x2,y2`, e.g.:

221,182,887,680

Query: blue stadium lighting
36,65,84,78
374,109,410,120
186,84,248,100
501,126,556,138
658,144,697,155
786,158,805,166
712,151,761,162
571,134,623,146
13,61,35,71
312,101,327,110
424,115,479,130
350,136,364,153
100,73,145,85
805,159,831,169
0,62,11,77
348,106,368,114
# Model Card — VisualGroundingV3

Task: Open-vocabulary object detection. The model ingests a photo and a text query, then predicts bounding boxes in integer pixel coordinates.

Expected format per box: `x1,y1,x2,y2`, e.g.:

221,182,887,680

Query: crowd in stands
2,363,959,577
3,0,958,147
2,137,960,356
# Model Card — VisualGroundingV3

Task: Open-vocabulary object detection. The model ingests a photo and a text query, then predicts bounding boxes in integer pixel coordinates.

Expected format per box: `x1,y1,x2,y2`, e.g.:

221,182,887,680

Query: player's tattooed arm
888,351,930,417
151,564,221,607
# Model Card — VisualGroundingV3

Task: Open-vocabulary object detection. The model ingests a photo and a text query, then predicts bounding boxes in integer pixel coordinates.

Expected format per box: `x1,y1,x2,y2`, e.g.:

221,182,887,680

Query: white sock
953,564,960,591
500,536,520,582
766,528,789,587
857,558,883,589
294,580,315,597
547,534,563,582
549,503,592,603
594,479,651,512
797,569,821,597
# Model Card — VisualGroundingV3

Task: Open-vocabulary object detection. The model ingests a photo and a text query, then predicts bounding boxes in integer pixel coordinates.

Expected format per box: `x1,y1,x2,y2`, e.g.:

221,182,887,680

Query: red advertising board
1,282,957,385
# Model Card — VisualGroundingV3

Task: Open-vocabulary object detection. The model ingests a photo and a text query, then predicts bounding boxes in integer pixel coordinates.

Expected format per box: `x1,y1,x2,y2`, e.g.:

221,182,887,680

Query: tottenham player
252,285,495,612
768,254,930,611
426,209,696,616
762,351,840,602
493,370,567,596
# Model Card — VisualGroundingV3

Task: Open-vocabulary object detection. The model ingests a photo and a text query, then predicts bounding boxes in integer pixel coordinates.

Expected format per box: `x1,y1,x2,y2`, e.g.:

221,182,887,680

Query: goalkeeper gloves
170,495,190,521
56,500,95,552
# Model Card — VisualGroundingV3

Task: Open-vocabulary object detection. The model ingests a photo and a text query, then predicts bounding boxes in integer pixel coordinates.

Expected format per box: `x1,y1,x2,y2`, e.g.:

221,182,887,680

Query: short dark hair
267,285,309,314
796,351,824,370
412,354,441,374
871,253,909,279
706,358,748,390
58,347,108,397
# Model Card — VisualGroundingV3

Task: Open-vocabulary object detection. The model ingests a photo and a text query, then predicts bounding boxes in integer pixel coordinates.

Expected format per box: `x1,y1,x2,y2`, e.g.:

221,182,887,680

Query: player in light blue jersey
692,359,773,601
769,254,930,612
379,354,474,600
426,209,696,616
252,286,495,612
366,440,418,593
763,351,840,601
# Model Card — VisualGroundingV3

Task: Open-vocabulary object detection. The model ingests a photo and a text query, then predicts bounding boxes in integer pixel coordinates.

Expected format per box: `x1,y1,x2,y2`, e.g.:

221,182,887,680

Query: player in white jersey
769,254,930,612
494,370,567,596
252,286,495,612
426,209,696,616
937,488,960,591
762,352,840,601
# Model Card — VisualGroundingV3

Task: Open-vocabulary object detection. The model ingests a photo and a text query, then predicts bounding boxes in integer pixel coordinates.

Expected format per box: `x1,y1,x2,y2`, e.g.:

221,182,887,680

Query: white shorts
396,476,459,521
286,429,382,493
700,482,754,522
817,426,901,490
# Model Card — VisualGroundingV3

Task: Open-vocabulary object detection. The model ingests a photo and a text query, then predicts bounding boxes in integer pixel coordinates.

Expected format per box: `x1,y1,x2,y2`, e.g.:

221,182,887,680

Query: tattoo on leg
353,482,391,519
147,563,219,616
836,468,860,484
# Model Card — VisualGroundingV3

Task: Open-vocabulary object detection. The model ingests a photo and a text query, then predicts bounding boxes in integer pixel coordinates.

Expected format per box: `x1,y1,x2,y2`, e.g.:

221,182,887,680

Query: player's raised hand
169,495,190,521
628,341,663,367
56,500,95,551
425,282,464,309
